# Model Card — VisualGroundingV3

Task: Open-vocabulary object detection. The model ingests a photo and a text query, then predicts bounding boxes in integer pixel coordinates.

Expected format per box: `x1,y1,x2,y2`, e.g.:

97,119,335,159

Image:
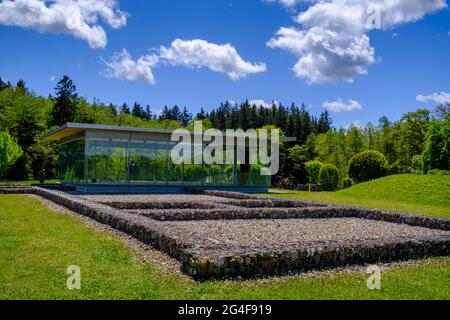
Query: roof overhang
40,123,297,143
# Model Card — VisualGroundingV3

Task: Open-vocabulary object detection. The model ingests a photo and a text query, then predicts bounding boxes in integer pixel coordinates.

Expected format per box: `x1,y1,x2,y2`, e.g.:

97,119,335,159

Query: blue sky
0,0,449,128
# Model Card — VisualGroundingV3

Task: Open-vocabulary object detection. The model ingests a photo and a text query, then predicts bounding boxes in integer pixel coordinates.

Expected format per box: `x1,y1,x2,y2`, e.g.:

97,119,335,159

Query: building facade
42,123,292,193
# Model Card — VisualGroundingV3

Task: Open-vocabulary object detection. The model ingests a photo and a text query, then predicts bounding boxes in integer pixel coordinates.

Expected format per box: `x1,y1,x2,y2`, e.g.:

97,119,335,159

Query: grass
0,191,449,300
266,174,450,219
0,180,59,185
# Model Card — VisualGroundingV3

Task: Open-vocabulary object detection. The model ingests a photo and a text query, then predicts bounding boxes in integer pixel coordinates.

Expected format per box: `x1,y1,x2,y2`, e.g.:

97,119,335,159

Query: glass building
42,123,294,193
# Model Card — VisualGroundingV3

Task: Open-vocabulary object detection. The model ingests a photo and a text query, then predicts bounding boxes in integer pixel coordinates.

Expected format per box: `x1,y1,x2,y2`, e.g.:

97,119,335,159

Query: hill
269,174,450,218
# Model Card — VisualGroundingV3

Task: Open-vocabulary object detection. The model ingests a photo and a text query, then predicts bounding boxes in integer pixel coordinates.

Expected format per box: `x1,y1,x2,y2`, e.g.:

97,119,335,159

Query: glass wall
58,130,270,187
58,137,85,183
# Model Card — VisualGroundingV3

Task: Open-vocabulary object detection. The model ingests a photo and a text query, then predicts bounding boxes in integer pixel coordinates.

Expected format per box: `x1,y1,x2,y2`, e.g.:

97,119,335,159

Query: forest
0,75,448,188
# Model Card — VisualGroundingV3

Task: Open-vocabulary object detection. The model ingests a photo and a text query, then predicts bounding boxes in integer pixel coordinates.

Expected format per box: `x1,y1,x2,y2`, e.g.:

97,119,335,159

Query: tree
422,116,450,173
119,103,131,115
132,102,146,119
0,77,11,91
346,125,367,158
319,164,340,191
144,105,153,120
348,150,388,183
318,110,333,133
305,161,323,184
196,108,207,120
50,75,78,126
434,104,450,120
0,131,23,178
286,145,310,183
398,109,430,166
180,106,193,126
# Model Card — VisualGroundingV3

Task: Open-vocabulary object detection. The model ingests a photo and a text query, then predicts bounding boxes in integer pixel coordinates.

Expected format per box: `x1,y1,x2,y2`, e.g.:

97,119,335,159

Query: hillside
269,174,450,218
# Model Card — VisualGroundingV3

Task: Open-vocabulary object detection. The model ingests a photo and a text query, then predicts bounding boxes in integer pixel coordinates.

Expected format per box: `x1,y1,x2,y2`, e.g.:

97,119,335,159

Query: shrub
342,178,354,189
427,169,450,176
305,161,323,184
348,150,388,183
319,164,340,191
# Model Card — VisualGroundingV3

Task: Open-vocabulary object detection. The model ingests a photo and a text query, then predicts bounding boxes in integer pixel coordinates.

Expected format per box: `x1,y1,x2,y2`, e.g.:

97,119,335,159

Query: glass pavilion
42,123,293,193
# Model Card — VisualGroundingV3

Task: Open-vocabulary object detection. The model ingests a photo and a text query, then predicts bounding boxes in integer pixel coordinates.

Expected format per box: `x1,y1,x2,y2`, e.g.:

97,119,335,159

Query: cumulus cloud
102,39,267,84
267,0,446,84
159,39,267,81
417,92,450,105
0,0,127,49
323,99,362,112
102,49,159,84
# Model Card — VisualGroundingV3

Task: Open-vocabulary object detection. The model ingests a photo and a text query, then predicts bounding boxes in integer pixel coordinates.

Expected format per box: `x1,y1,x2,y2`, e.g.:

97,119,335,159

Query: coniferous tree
0,77,11,91
144,105,153,121
318,110,333,133
119,103,131,115
196,108,206,120
180,107,193,126
132,102,145,119
50,75,78,126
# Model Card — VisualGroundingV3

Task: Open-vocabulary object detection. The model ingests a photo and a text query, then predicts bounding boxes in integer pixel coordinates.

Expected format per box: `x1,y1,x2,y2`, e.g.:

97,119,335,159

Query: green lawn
0,192,449,300
266,174,450,219
0,180,59,185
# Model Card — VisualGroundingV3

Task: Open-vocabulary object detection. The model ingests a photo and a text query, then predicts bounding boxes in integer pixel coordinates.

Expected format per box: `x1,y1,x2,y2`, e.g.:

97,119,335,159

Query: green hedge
349,150,388,183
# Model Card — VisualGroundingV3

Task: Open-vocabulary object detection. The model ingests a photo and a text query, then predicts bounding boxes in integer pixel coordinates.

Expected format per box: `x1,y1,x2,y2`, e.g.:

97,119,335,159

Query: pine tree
0,77,11,91
180,107,193,126
144,105,153,121
50,75,78,127
119,103,131,115
318,110,333,133
132,102,145,119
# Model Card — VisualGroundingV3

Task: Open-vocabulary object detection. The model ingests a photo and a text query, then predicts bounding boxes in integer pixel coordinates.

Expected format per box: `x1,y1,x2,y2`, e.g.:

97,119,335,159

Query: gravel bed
155,218,450,257
81,194,232,203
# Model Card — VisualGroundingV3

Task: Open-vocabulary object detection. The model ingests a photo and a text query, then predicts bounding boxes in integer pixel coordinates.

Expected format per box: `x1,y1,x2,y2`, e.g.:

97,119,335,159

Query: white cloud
264,0,304,7
417,92,450,105
249,99,279,108
323,99,362,112
102,39,267,85
159,39,267,80
0,0,127,49
102,49,159,84
267,0,446,84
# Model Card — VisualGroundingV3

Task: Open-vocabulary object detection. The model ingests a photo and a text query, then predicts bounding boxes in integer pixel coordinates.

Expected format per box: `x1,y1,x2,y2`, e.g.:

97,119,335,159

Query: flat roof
41,123,297,142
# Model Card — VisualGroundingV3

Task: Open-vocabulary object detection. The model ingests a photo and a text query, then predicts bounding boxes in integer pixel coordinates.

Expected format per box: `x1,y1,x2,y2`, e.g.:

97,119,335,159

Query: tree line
0,75,448,185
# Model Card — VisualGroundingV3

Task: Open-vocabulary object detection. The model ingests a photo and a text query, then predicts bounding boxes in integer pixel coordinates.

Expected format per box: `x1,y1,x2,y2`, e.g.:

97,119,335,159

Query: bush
427,169,450,176
348,150,388,183
342,178,354,189
319,164,340,191
305,161,323,184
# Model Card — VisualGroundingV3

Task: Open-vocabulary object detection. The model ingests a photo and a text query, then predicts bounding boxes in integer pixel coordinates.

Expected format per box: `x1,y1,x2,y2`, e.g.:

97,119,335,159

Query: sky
0,0,449,128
